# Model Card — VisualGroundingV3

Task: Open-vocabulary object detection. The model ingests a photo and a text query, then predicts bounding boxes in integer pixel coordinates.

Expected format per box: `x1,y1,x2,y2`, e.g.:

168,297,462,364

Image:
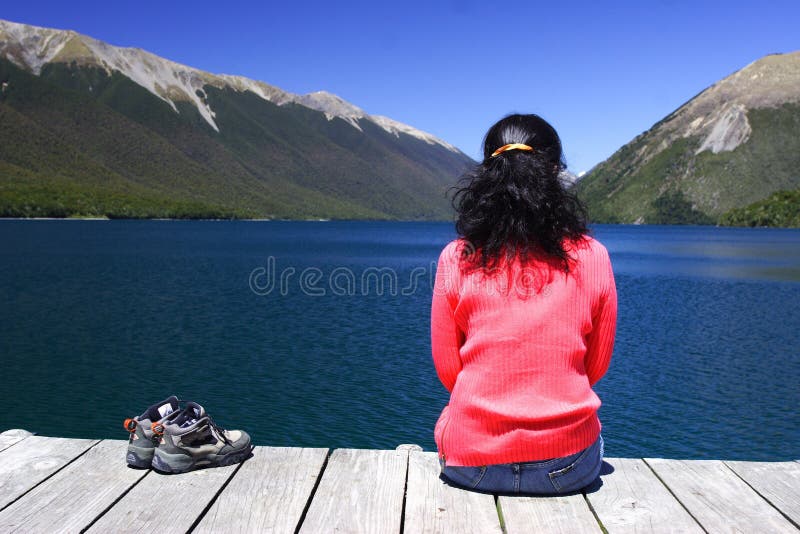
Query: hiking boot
151,401,252,474
123,396,181,468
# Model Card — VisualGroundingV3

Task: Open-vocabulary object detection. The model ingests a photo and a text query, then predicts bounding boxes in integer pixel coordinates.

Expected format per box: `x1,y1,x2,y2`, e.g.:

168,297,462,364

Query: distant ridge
576,51,800,225
0,19,472,219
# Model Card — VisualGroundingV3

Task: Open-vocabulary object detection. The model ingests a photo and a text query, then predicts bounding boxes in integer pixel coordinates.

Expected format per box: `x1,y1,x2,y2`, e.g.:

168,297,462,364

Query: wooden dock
0,429,798,533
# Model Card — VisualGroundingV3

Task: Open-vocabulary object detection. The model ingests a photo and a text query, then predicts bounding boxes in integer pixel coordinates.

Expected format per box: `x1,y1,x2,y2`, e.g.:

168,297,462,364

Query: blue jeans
440,435,604,495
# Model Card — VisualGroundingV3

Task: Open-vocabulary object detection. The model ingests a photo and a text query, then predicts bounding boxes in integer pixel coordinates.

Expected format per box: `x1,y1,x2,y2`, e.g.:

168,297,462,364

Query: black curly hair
452,114,589,272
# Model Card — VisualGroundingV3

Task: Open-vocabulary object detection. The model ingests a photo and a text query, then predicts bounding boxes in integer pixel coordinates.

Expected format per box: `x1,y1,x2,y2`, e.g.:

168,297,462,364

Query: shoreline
1,217,799,229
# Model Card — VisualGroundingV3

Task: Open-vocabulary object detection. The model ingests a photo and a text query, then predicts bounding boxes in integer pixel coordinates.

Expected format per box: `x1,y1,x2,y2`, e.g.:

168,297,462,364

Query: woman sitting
431,113,617,494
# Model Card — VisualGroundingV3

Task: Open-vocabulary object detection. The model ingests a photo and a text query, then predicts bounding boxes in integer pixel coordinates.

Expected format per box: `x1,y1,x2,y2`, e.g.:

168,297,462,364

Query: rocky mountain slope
576,51,800,224
0,19,472,219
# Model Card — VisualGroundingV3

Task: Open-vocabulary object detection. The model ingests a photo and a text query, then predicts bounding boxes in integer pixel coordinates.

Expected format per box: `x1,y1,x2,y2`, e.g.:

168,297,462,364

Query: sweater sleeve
584,247,617,386
431,243,463,392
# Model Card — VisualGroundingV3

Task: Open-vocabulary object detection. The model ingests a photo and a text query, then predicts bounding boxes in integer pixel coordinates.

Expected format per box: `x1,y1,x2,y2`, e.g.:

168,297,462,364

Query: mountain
0,19,472,219
576,51,800,225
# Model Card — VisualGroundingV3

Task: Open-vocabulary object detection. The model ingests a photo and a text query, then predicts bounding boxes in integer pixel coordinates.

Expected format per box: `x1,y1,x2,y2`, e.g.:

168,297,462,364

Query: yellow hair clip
490,143,534,157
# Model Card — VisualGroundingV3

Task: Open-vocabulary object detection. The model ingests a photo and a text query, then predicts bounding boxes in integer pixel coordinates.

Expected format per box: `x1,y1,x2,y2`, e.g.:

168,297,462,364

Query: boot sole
152,446,251,474
126,444,155,469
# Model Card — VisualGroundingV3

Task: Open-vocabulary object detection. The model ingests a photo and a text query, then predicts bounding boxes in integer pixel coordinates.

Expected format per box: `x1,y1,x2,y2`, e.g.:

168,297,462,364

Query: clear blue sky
4,1,799,173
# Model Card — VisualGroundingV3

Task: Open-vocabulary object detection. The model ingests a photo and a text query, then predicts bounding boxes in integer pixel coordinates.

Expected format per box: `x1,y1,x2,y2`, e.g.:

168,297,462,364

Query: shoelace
209,417,233,446
146,403,234,447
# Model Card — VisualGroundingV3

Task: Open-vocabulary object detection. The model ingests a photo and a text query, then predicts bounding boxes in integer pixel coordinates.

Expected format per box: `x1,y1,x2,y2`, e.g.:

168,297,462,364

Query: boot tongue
144,396,180,422
179,402,206,428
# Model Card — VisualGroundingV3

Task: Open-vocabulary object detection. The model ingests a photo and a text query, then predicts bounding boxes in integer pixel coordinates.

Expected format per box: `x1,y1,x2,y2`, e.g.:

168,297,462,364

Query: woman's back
432,236,616,466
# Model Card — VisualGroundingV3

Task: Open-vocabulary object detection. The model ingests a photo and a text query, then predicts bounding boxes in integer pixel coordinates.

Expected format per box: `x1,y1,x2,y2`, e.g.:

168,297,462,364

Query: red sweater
431,237,617,466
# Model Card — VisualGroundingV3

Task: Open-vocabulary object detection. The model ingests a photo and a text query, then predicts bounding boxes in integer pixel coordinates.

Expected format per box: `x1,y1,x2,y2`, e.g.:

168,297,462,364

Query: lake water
1,221,799,460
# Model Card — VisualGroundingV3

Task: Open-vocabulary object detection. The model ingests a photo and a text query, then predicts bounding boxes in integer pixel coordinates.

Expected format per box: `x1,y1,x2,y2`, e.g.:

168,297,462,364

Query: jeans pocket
547,437,602,493
443,465,488,489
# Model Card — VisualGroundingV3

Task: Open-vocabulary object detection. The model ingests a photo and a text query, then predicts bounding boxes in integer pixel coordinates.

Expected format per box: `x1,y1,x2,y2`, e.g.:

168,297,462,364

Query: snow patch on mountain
0,19,461,152
559,170,581,186
371,115,459,151
695,104,752,154
216,74,292,104
292,91,365,131
84,40,220,130
0,20,71,73
1,19,220,130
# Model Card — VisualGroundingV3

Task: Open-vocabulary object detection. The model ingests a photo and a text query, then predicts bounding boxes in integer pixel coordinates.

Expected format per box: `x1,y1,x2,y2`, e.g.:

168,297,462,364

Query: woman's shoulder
438,239,468,262
567,235,611,266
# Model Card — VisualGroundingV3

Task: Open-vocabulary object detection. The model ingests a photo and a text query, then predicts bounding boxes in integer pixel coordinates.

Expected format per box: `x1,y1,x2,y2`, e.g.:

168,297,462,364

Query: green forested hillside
576,104,800,225
720,189,800,227
0,57,471,219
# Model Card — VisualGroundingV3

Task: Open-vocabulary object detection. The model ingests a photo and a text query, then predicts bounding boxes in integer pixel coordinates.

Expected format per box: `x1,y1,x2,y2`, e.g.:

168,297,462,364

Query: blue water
1,221,798,460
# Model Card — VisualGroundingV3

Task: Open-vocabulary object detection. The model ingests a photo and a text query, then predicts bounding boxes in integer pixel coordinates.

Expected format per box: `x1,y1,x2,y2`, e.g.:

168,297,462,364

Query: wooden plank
645,458,797,533
0,435,97,509
298,448,408,534
0,439,146,533
500,493,600,533
0,429,33,453
586,457,703,533
193,446,328,534
404,451,502,533
86,452,242,534
726,460,800,527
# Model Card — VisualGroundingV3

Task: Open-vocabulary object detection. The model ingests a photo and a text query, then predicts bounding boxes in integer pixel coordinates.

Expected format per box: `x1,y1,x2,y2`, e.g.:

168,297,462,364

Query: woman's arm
584,248,617,386
431,244,463,392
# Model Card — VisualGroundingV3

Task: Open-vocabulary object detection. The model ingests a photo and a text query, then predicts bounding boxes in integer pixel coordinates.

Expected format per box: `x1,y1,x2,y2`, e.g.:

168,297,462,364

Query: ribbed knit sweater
431,237,617,466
